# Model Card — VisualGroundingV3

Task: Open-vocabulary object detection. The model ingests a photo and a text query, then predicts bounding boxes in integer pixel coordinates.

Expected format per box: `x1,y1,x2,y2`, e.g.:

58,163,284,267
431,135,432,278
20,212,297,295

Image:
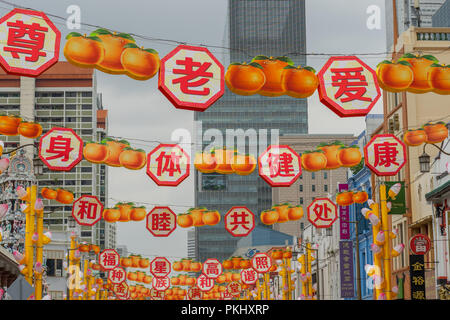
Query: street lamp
419,152,431,173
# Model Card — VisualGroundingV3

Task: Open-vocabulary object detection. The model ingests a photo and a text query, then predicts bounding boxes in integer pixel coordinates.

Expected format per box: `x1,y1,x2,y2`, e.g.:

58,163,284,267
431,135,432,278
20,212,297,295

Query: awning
425,180,450,201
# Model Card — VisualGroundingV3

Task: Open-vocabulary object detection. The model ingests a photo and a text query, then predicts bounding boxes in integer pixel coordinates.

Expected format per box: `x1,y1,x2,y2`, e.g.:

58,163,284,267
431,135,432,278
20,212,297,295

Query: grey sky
7,0,387,261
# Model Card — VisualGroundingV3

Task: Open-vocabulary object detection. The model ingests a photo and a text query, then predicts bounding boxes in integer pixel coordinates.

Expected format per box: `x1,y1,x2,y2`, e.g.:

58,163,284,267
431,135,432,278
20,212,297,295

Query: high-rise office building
432,0,450,26
0,62,114,250
192,0,307,262
386,0,446,50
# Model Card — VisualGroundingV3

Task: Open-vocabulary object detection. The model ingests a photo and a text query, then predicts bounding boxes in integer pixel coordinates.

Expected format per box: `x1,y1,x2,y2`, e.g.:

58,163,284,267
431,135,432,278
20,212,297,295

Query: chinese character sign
147,144,190,186
188,286,203,300
364,134,407,176
108,266,126,284
39,127,83,171
224,206,255,237
410,254,426,300
112,281,129,300
227,281,242,297
317,56,381,117
339,184,350,240
99,249,120,271
149,288,165,300
196,274,214,292
152,275,170,291
241,268,257,285
150,257,171,278
410,234,431,255
258,145,302,187
307,198,338,229
146,206,177,237
339,241,355,298
159,45,224,111
251,253,272,273
0,8,60,77
71,195,103,227
202,259,223,279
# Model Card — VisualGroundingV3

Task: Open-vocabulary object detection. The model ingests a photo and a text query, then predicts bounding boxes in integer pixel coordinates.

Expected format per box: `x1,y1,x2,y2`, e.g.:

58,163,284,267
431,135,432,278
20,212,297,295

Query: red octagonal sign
317,56,381,118
150,257,171,278
224,206,255,237
158,44,225,112
99,249,120,271
364,134,407,176
0,8,61,77
258,145,302,187
146,206,177,237
71,195,104,227
307,198,338,229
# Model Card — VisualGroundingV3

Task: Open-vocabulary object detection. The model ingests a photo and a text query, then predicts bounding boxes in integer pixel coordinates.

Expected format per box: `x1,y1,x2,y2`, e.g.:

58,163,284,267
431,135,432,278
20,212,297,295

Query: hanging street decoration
0,115,42,138
251,252,272,273
194,148,257,176
176,207,221,228
403,121,448,147
364,134,407,176
386,181,406,215
187,286,203,300
260,203,304,225
39,127,83,171
108,266,126,285
152,275,170,291
307,198,338,229
224,206,255,237
41,187,74,204
335,190,369,206
197,274,214,292
146,144,190,186
0,8,61,77
226,281,242,297
317,56,381,117
149,288,165,300
146,206,177,237
99,249,120,271
71,195,104,227
112,281,130,300
158,44,224,112
102,202,146,223
150,257,171,278
202,259,223,279
258,145,302,187
240,268,258,285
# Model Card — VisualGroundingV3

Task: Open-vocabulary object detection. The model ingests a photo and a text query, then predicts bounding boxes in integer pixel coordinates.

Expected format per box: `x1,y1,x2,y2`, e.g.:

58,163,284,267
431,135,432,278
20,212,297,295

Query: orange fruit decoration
301,150,327,172
222,260,233,270
427,63,450,95
423,122,448,144
194,152,216,173
172,261,183,272
190,261,202,272
64,32,105,68
225,61,266,95
177,213,193,228
41,187,57,200
103,208,120,223
251,55,294,96
231,153,257,175
288,205,304,221
119,148,147,170
115,202,134,222
17,122,42,139
281,65,319,98
336,191,354,206
171,276,180,286
272,203,290,223
271,250,283,260
211,148,235,174
0,115,21,136
102,138,130,167
317,141,345,170
130,206,146,221
188,207,207,227
139,258,150,268
376,60,414,92
89,29,135,74
338,146,362,167
56,189,74,204
403,129,427,146
202,210,221,226
120,43,160,80
181,259,192,271
121,257,132,268
83,141,110,164
399,53,438,93
353,191,369,204
260,209,279,225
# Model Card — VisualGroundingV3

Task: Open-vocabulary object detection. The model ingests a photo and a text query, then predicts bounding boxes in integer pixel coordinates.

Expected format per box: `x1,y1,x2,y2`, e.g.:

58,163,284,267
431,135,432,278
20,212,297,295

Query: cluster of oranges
176,207,221,228
403,122,448,147
194,148,257,176
302,141,362,172
165,287,190,300
260,203,304,226
171,274,198,286
41,187,74,204
377,54,450,95
225,56,319,98
78,242,100,254
64,29,160,81
0,114,42,139
336,190,369,206
127,271,153,284
120,254,150,268
271,248,293,260
172,258,202,272
128,285,151,300
83,137,146,170
102,202,147,223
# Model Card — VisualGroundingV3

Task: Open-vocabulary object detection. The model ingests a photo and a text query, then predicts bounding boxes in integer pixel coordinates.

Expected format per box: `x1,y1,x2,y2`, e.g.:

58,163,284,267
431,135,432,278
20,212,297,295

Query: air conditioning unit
55,269,62,277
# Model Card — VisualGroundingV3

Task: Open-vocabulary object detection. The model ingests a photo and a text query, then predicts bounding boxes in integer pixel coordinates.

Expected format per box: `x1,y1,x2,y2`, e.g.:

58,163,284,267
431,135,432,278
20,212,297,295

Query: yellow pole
307,243,313,299
83,259,88,300
298,254,306,298
380,184,393,300
34,186,43,300
24,187,33,284
256,277,262,300
265,273,270,300
370,202,383,299
68,238,75,300
287,257,292,300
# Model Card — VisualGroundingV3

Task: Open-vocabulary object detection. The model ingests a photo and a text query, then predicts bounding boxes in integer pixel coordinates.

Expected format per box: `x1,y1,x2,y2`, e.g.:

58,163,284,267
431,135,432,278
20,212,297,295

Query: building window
82,104,92,110
312,185,315,192
81,231,92,237
65,92,77,97
45,259,63,277
300,197,303,205
81,167,92,172
311,172,315,179
81,180,92,185
201,173,226,191
299,184,303,192
82,117,92,122
324,185,328,192
324,172,328,179
81,92,92,97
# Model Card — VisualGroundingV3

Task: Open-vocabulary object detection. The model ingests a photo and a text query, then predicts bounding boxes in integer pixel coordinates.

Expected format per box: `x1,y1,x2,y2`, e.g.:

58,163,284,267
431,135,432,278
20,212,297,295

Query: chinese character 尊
4,20,48,62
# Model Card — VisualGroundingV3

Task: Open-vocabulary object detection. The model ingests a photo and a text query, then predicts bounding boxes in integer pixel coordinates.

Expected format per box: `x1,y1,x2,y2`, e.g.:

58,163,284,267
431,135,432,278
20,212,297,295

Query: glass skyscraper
192,0,307,262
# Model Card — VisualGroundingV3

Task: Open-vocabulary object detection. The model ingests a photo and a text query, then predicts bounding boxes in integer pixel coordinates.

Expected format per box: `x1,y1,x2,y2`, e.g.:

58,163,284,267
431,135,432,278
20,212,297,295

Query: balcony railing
415,27,450,41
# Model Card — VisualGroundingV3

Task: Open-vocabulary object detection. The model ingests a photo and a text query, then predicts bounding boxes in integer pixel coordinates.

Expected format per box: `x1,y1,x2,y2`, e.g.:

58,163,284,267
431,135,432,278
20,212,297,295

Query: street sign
307,198,338,228
39,127,83,171
197,274,214,292
71,195,104,227
364,134,407,176
146,206,177,237
6,275,34,300
224,206,255,237
150,257,171,278
251,253,272,273
158,44,225,112
202,258,223,279
146,144,190,186
99,249,120,271
317,56,381,117
258,145,302,187
0,8,61,77
410,234,431,255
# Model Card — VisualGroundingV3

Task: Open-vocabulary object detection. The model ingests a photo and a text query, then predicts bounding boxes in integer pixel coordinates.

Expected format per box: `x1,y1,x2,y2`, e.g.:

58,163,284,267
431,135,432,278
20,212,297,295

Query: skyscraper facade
192,0,307,262
432,0,450,26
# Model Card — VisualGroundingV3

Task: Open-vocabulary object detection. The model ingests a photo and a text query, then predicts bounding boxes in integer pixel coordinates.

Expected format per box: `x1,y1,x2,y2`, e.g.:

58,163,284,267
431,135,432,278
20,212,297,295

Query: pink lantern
34,261,43,274
0,158,10,173
35,198,44,211
16,186,27,199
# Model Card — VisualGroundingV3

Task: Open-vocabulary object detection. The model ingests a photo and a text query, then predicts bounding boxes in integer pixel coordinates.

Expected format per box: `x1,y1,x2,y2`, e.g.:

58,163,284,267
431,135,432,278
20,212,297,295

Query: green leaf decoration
248,62,263,69
302,66,316,73
397,60,412,67
401,53,416,59
116,33,135,42
252,55,269,61
377,60,393,67
123,43,139,49
118,139,130,145
276,56,294,65
144,48,158,54
135,149,146,153
229,62,242,66
90,28,112,36
430,63,443,68
87,36,102,42
123,147,133,151
66,32,82,40
283,65,297,70
421,55,438,62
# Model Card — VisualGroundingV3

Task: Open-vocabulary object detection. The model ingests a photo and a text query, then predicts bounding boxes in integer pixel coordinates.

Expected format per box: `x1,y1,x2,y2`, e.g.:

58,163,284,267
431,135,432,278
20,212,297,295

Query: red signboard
410,234,431,255
258,145,302,187
317,56,381,117
0,8,61,77
152,275,170,291
202,258,223,279
158,44,224,112
364,134,407,176
146,144,190,186
226,281,242,297
251,253,272,273
39,127,83,171
146,206,177,237
149,288,165,300
150,257,171,278
112,281,130,300
307,198,338,229
99,249,120,271
187,286,203,300
241,268,258,285
224,206,255,237
71,195,104,227
108,266,126,285
196,274,214,292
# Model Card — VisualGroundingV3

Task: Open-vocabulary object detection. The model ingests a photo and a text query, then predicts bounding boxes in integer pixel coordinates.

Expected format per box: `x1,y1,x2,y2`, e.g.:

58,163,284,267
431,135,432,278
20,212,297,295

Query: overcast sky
8,0,386,261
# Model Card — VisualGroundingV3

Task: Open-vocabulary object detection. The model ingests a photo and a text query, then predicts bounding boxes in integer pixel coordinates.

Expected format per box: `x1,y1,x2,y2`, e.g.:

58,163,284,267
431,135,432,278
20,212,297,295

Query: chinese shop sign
339,183,350,239
409,254,426,300
385,181,406,215
339,241,355,298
